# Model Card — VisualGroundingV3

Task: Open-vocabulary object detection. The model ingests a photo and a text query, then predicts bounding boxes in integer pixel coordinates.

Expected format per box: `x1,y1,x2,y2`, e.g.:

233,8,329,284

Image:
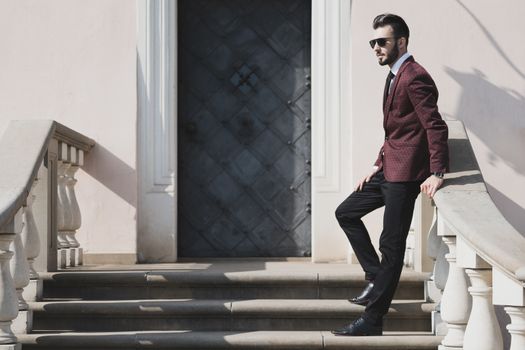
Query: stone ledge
18,331,441,349
29,299,435,317
435,120,525,282
39,269,429,286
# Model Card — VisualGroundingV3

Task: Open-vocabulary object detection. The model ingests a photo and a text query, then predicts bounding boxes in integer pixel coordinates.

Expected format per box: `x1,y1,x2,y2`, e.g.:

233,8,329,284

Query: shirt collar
390,52,412,76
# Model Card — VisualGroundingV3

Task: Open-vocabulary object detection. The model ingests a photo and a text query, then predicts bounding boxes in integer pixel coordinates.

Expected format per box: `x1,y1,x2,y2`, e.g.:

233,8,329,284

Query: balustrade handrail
0,120,94,232
433,120,525,285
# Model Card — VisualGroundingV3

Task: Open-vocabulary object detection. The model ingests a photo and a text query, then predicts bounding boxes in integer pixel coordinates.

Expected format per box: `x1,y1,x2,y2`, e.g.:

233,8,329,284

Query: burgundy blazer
374,56,449,182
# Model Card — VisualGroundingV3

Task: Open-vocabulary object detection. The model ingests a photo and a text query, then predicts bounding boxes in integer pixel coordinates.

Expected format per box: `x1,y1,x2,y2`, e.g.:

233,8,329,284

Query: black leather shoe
350,281,374,306
331,316,382,336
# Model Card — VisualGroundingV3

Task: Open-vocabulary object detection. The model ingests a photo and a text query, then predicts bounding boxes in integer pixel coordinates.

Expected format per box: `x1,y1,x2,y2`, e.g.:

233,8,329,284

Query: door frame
137,0,178,263
136,0,353,262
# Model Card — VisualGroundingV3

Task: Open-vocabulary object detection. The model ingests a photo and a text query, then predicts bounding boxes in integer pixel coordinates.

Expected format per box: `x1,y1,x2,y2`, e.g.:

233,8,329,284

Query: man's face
372,25,400,67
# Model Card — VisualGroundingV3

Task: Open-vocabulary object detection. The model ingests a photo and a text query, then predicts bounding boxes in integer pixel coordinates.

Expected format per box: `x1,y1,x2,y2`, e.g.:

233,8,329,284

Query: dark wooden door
178,0,311,257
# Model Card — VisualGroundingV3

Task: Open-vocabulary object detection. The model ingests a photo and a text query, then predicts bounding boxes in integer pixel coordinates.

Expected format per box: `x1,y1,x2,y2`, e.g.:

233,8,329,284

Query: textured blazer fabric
374,57,449,182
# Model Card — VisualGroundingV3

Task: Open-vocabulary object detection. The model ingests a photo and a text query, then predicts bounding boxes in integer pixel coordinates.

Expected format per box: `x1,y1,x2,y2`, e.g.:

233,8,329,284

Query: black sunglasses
369,37,397,49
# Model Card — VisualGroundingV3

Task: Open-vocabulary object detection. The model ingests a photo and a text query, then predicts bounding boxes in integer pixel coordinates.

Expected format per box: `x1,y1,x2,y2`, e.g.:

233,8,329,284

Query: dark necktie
383,71,395,108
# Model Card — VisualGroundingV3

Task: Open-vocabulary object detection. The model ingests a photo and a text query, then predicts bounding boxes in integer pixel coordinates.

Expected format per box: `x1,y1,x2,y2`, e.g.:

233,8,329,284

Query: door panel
178,0,311,257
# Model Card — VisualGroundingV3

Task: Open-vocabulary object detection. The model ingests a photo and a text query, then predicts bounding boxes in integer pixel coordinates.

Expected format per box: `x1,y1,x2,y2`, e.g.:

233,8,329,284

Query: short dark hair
373,13,410,45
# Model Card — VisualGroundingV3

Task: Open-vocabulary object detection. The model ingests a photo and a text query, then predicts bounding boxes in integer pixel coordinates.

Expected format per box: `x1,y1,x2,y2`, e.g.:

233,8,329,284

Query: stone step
41,269,429,300
31,299,435,332
19,330,442,350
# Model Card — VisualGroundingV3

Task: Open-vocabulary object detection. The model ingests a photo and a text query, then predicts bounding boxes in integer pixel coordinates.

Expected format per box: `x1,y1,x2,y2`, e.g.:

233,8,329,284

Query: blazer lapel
383,56,414,125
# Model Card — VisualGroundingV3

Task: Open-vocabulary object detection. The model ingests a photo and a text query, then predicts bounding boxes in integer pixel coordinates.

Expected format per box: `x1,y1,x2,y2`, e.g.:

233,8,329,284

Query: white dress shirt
388,52,412,93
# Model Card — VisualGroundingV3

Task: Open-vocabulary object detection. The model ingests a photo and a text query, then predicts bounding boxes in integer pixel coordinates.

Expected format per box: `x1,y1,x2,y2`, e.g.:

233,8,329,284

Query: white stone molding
310,0,353,262
493,268,525,306
505,306,525,350
456,235,491,270
137,0,176,193
136,0,178,262
311,0,347,192
438,236,471,350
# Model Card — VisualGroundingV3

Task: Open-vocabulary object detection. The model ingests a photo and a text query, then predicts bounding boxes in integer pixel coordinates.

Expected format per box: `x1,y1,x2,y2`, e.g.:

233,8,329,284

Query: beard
379,43,399,66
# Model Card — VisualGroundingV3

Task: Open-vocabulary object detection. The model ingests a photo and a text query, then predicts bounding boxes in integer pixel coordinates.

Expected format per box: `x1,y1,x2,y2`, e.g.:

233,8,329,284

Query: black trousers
335,170,422,324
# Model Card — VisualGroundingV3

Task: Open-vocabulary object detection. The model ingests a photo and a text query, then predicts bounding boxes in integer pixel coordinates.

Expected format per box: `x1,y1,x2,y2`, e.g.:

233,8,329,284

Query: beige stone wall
0,0,523,263
0,0,138,259
350,0,525,245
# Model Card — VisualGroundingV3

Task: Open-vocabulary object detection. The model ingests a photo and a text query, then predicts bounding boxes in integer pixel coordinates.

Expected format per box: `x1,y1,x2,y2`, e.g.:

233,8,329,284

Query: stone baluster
21,178,42,303
437,215,471,349
427,206,448,298
9,206,31,335
57,142,73,268
64,147,83,266
457,236,503,350
56,160,69,268
505,307,525,350
426,206,448,336
438,236,471,349
493,267,525,350
0,209,23,347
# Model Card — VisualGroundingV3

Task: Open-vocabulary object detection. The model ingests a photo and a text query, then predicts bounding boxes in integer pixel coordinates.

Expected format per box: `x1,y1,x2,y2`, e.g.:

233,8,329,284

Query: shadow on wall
486,183,525,235
455,0,525,80
83,143,137,208
444,67,525,236
445,67,525,174
448,1,525,237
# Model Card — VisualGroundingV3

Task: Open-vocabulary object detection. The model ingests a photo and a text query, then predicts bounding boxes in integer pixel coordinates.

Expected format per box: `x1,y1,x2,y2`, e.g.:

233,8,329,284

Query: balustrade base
59,248,84,267
67,248,74,267
432,310,447,336
439,345,462,350
505,306,525,350
12,310,32,335
426,280,442,303
22,279,42,302
58,249,67,269
76,247,83,266
0,344,21,350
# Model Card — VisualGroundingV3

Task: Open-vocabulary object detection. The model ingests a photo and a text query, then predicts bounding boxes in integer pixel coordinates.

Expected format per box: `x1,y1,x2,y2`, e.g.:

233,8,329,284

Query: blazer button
385,136,389,140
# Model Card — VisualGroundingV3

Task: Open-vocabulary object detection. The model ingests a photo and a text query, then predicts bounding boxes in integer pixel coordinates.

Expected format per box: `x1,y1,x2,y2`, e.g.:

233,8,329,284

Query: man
332,14,449,336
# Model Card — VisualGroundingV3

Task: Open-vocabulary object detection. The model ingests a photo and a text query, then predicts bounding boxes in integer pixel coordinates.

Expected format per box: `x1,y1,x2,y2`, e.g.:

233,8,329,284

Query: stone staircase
18,261,442,349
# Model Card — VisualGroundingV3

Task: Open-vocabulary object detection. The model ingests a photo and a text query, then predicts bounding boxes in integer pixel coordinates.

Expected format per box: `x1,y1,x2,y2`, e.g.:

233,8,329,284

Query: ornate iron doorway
178,0,311,257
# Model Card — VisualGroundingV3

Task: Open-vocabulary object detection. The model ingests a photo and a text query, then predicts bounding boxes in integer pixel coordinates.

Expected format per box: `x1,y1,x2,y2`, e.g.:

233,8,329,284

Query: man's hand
355,166,379,192
420,175,444,198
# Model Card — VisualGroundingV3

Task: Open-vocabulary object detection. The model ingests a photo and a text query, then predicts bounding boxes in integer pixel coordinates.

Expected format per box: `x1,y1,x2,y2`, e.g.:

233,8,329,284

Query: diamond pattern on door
178,0,311,257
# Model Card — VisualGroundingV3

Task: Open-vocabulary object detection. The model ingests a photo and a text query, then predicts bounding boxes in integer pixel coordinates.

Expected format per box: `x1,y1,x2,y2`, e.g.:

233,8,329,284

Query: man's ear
398,37,407,50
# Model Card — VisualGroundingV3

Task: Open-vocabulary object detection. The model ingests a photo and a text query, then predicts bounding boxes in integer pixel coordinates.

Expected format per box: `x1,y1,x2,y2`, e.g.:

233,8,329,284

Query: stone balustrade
57,142,85,268
426,120,525,350
0,120,94,348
